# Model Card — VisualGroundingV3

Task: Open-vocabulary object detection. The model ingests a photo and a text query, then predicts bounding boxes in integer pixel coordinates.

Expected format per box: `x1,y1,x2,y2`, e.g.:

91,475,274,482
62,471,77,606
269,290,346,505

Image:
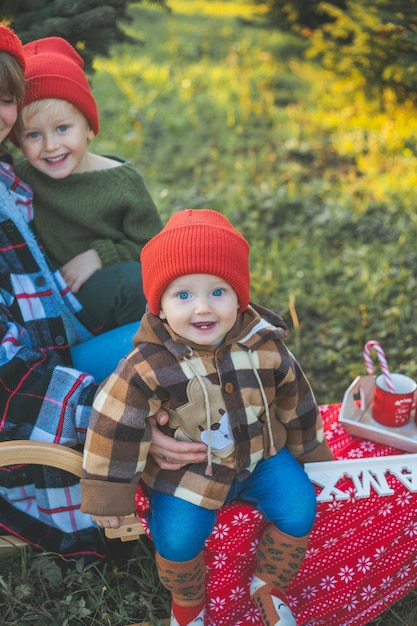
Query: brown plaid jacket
81,303,332,516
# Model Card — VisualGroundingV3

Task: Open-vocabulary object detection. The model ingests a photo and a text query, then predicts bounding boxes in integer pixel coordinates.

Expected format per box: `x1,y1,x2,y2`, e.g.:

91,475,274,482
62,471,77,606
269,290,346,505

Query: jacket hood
133,302,288,474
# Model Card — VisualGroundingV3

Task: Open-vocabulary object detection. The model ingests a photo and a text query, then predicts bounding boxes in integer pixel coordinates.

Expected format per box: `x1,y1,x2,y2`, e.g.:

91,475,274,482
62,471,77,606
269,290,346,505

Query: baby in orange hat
81,208,333,626
11,36,162,331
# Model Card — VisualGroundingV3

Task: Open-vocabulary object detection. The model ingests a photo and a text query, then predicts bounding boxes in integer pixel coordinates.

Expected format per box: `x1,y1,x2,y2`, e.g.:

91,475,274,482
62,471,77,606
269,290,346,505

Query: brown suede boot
250,524,309,626
155,551,205,626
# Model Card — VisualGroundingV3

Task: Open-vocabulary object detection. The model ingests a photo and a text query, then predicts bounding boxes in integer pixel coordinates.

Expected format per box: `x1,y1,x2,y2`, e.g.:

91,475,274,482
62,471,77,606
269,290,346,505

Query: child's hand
92,515,124,529
61,249,102,293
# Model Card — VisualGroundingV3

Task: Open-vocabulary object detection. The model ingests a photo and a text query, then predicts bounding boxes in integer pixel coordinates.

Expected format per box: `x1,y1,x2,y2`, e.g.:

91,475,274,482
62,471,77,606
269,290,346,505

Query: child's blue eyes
25,125,68,140
177,289,224,300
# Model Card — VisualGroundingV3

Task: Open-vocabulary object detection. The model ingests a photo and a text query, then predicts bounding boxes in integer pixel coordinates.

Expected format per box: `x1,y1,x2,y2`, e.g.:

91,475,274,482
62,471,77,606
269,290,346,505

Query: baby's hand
61,249,102,293
92,515,124,529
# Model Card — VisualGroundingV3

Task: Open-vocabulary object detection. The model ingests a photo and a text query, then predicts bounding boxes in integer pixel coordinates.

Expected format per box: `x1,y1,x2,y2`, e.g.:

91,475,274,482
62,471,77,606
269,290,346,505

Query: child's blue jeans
147,447,317,561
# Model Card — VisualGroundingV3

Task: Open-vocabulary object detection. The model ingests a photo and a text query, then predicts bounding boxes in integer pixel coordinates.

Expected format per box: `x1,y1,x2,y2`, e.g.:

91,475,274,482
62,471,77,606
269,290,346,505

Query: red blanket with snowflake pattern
135,403,417,626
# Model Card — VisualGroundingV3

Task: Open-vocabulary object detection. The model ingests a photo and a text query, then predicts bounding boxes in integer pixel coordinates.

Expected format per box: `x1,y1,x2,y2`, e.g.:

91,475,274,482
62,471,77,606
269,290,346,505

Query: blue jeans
70,321,139,383
147,447,317,561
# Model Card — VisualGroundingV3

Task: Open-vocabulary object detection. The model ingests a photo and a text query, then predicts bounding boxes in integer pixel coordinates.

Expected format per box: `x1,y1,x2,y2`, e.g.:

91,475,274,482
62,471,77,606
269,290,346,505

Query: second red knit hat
0,24,25,70
141,209,250,316
21,36,99,135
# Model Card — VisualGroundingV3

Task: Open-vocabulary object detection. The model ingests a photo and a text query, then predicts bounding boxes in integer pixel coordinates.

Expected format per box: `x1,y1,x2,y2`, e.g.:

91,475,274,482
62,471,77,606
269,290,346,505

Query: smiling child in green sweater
12,36,162,331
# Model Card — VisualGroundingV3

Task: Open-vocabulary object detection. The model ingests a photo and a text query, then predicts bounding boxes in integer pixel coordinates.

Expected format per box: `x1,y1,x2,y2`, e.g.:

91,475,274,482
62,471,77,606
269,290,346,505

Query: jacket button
225,382,234,394
55,336,65,346
35,276,46,287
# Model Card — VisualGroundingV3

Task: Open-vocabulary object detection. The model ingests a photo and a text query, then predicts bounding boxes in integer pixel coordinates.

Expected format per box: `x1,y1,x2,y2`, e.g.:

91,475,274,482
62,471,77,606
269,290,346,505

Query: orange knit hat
141,209,250,316
0,23,25,69
21,36,99,134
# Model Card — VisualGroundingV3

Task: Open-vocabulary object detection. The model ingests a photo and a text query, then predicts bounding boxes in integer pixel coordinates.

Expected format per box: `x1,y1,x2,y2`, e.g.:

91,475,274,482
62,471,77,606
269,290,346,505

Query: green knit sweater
14,158,162,268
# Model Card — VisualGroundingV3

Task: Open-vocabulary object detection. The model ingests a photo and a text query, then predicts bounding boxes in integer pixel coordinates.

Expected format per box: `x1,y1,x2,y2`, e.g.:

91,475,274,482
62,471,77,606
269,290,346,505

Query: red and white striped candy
363,340,395,393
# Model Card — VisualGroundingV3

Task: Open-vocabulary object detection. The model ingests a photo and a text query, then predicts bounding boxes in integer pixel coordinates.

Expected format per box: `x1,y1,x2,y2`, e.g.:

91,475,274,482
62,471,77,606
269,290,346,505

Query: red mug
372,373,417,427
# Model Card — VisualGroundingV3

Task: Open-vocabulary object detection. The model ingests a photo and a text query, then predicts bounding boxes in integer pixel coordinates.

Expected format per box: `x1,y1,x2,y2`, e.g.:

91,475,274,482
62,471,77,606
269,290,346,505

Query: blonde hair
18,98,81,129
0,50,25,103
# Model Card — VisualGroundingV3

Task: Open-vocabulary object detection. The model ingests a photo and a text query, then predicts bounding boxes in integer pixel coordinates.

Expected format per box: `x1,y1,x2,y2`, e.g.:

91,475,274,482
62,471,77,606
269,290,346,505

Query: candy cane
363,340,396,393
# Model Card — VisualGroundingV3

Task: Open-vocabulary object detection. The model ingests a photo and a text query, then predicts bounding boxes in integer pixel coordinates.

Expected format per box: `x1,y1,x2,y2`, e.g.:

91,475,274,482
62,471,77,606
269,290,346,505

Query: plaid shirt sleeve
0,308,98,445
0,164,105,559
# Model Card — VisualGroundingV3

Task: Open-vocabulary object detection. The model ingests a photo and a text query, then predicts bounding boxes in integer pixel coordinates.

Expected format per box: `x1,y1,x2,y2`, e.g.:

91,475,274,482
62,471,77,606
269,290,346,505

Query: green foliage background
0,0,167,71
88,0,417,406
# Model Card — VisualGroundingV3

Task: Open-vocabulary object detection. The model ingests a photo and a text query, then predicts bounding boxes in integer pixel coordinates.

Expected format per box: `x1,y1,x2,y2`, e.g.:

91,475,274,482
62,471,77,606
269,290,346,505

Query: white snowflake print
347,487,357,503
396,491,412,507
307,546,321,558
231,511,251,525
361,514,376,527
378,502,394,517
327,499,344,511
338,565,355,583
347,448,364,458
301,585,318,599
380,576,394,589
212,523,230,540
397,564,411,580
229,586,246,601
212,552,228,569
249,540,259,554
360,584,376,600
243,606,261,623
341,526,357,539
209,595,227,613
356,555,372,573
135,494,149,510
330,423,345,436
373,546,385,560
360,441,377,453
251,509,264,520
404,521,417,537
344,596,359,612
287,593,298,608
323,536,338,550
319,575,337,591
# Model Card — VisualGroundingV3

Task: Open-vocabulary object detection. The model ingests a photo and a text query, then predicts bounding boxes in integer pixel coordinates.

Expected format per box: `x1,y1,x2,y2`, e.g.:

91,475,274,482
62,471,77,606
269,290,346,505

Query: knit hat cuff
23,77,99,134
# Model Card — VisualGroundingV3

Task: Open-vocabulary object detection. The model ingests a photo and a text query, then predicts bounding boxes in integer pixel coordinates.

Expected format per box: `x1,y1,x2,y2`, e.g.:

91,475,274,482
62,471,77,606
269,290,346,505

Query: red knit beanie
141,209,250,316
21,36,99,134
0,23,25,69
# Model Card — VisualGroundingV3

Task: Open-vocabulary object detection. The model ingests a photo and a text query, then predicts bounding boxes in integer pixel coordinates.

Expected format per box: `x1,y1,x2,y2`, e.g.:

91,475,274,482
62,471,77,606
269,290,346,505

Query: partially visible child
12,36,162,330
81,209,333,626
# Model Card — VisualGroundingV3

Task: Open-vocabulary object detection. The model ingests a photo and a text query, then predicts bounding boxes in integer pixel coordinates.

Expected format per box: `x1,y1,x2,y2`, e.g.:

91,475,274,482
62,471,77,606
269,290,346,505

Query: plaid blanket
0,160,105,561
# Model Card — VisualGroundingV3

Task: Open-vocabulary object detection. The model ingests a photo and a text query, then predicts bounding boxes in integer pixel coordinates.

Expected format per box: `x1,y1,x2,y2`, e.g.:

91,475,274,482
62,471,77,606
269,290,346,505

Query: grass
0,538,170,625
3,0,417,623
91,0,417,406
